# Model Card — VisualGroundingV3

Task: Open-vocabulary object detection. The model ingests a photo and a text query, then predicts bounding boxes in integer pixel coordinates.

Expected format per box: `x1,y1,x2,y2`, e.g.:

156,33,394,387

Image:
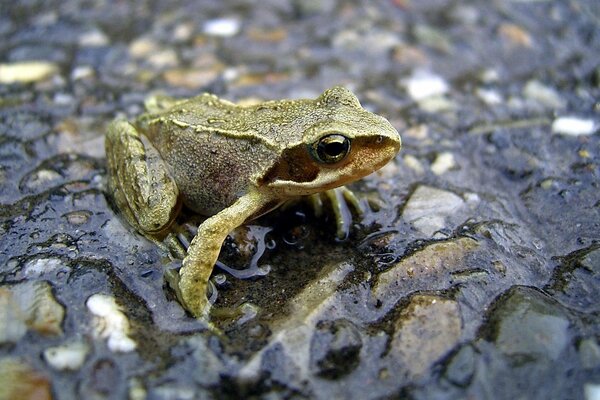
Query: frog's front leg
178,190,275,319
105,120,180,238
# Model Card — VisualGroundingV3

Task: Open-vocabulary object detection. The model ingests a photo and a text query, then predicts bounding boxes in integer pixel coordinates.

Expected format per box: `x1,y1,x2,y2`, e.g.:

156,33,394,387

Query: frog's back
135,95,282,216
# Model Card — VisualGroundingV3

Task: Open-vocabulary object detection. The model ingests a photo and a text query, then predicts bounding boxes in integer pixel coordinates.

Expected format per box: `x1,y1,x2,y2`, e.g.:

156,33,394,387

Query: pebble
402,185,465,236
23,257,69,278
203,18,241,37
476,87,503,105
490,287,569,360
78,29,109,47
401,70,449,102
431,152,457,175
551,117,596,136
163,67,220,89
0,358,52,400
390,295,462,378
523,80,565,109
43,342,90,371
0,281,65,343
87,294,137,353
585,383,600,400
0,61,59,84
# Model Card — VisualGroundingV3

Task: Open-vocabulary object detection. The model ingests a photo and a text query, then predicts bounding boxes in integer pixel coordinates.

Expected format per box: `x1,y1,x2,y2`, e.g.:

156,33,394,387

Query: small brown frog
105,87,401,319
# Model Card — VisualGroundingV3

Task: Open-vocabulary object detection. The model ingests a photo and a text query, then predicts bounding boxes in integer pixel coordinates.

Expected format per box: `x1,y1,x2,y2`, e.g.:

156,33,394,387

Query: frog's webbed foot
309,186,365,240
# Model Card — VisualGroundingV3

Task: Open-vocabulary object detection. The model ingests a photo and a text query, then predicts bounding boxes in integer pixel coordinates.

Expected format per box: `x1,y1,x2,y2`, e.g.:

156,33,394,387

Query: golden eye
311,134,351,164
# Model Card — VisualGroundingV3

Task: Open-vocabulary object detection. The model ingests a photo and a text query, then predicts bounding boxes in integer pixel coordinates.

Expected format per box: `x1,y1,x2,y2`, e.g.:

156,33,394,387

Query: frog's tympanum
105,86,401,319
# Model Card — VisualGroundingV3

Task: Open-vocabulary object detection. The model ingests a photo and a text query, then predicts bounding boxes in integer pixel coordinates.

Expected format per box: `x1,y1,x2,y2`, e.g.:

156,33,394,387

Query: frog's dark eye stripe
310,134,351,164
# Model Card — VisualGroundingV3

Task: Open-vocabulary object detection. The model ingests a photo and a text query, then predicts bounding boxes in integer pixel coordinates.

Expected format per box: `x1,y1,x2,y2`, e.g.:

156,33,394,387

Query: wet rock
390,295,462,378
0,358,52,400
238,262,355,384
0,281,64,343
401,185,467,236
0,61,59,83
310,319,362,379
43,341,90,371
579,338,600,370
443,345,476,387
485,286,570,361
374,238,479,308
79,358,124,400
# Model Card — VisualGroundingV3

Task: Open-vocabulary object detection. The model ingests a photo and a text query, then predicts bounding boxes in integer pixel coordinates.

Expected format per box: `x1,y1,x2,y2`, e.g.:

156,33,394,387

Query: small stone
390,295,462,378
310,319,362,379
487,287,570,360
431,152,457,175
129,37,159,58
78,29,109,47
476,87,503,105
0,61,59,84
579,338,600,369
203,18,240,37
523,80,565,109
63,210,92,225
0,281,64,343
87,294,137,353
43,342,89,371
23,257,69,278
401,70,449,101
402,185,465,236
71,66,95,81
403,154,425,175
148,49,178,69
374,238,479,301
444,345,475,387
552,117,596,136
498,23,532,47
585,383,600,400
163,67,220,89
0,358,52,400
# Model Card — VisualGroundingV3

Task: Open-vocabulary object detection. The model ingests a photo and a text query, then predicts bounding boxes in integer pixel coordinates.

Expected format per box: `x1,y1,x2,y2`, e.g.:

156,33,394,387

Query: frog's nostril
375,135,384,144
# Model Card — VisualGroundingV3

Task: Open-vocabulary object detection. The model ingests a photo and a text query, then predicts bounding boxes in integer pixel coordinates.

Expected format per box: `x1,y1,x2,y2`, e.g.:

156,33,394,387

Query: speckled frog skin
105,86,401,319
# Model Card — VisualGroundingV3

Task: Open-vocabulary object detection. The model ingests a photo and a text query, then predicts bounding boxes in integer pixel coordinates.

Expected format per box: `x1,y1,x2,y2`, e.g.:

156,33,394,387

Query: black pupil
323,141,344,157
315,134,349,163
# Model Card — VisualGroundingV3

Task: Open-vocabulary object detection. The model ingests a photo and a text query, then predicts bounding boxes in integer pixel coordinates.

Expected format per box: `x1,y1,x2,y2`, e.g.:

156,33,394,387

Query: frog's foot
309,186,365,240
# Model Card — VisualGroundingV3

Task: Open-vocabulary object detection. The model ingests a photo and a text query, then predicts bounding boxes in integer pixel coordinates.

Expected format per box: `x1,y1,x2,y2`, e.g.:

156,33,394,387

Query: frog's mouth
262,134,400,197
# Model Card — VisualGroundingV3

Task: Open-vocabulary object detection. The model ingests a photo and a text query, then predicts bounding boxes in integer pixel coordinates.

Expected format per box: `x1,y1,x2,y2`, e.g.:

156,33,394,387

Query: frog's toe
318,187,364,240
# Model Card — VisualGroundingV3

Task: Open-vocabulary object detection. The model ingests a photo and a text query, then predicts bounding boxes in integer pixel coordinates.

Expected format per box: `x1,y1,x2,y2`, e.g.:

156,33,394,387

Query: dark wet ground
1,1,599,399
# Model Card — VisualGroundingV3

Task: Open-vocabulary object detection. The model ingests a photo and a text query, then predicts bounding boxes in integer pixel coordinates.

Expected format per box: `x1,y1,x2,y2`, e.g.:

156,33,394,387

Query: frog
105,86,401,319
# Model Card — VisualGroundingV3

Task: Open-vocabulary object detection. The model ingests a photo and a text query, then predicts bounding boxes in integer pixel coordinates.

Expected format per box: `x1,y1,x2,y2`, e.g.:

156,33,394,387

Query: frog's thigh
106,120,180,236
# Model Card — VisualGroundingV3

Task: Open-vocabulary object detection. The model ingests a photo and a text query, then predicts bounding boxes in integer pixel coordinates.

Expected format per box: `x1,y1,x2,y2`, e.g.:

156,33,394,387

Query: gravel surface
0,1,599,399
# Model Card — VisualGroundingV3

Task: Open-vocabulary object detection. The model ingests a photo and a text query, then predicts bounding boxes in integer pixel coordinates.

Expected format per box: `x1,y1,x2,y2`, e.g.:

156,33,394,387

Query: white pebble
402,70,449,101
43,342,89,371
431,152,456,175
87,294,137,353
203,18,240,37
585,383,600,400
551,117,596,136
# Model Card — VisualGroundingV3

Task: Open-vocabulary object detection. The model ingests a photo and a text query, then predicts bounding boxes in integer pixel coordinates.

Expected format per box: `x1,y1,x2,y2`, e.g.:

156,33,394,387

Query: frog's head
262,86,401,197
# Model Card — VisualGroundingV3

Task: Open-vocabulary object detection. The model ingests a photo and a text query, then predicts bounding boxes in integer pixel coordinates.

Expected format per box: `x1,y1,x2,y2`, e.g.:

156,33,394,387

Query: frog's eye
311,134,351,164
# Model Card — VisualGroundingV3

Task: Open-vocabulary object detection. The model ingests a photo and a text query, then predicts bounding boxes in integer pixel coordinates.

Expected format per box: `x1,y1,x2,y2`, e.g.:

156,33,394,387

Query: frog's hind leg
105,120,181,239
